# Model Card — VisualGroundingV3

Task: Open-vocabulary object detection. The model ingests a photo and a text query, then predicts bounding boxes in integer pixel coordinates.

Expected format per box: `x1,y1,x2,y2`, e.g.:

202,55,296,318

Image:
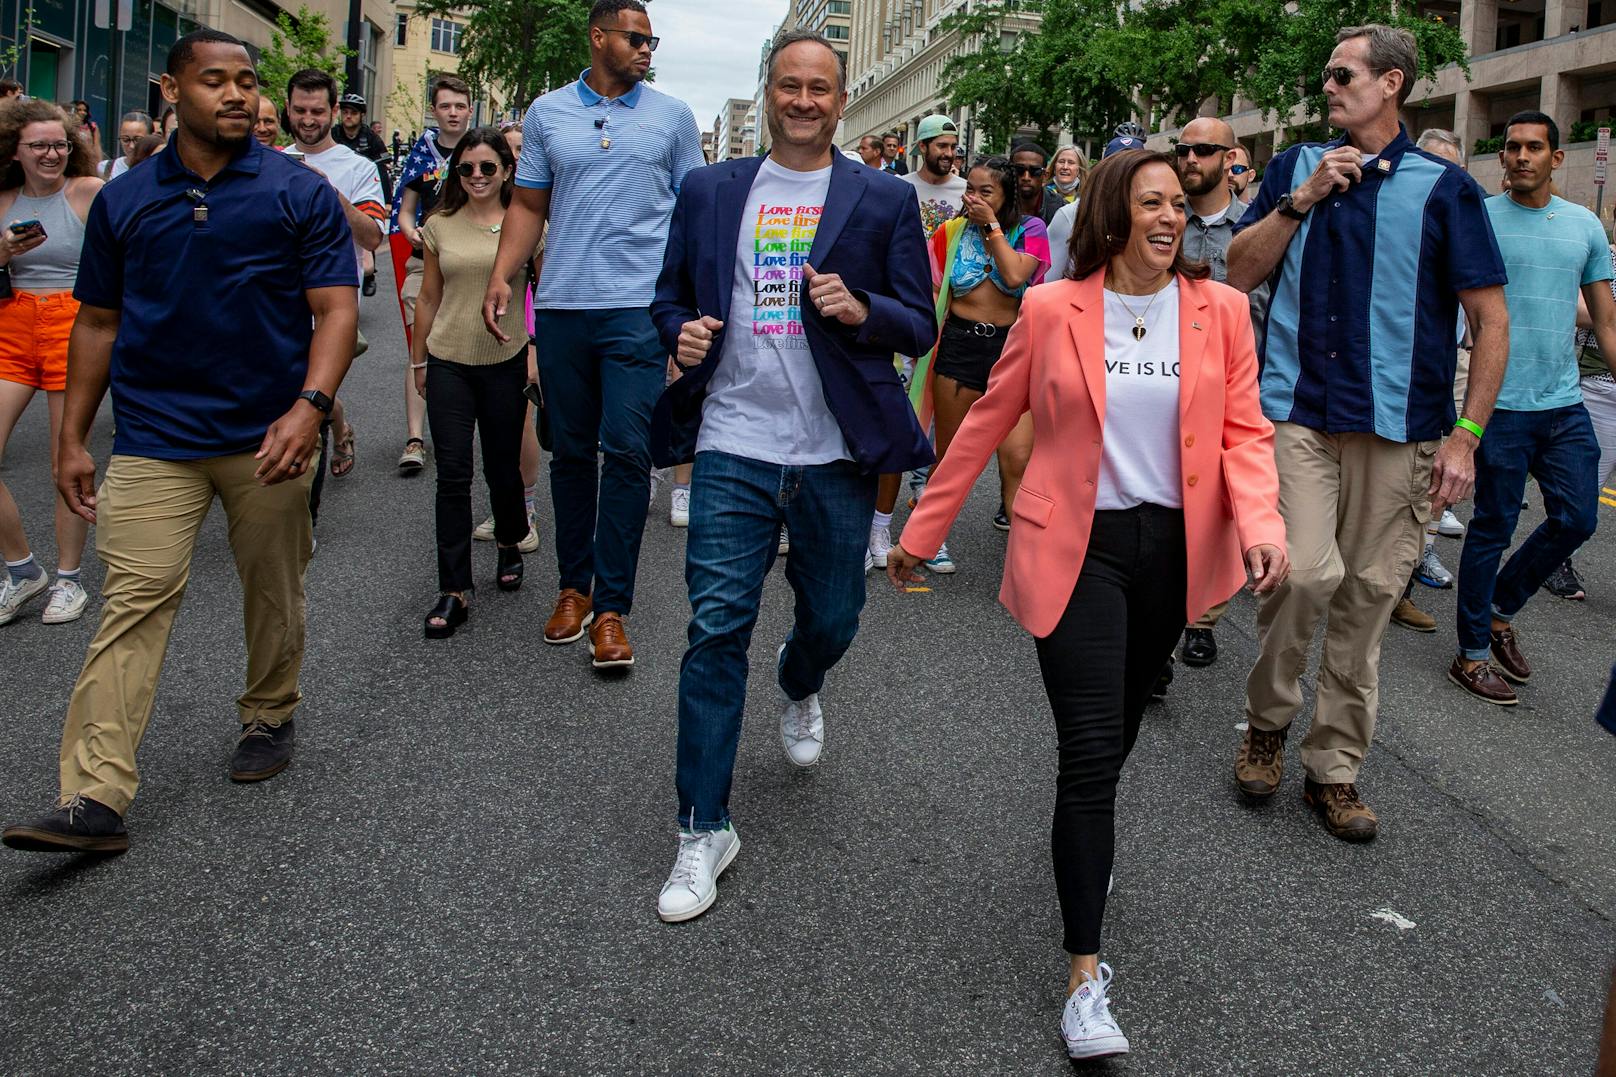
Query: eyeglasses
1010,164,1044,177
119,135,144,146
24,141,71,155
456,161,501,177
1175,142,1229,158
1322,65,1373,87
601,28,659,51
1229,163,1252,175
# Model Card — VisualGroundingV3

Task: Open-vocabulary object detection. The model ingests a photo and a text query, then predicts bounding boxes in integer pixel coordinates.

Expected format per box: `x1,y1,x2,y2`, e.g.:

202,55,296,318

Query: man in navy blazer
647,30,933,924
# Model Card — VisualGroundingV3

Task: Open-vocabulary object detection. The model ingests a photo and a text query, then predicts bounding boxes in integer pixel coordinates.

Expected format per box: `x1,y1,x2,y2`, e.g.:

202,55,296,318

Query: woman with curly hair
0,99,104,625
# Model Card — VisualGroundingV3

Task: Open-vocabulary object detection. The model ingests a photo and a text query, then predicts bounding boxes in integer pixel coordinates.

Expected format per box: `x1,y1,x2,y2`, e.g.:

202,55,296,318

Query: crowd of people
1,0,1615,1065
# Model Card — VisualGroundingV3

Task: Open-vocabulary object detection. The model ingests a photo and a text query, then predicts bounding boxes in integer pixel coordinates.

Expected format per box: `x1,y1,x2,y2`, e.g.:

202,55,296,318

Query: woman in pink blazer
890,150,1289,1062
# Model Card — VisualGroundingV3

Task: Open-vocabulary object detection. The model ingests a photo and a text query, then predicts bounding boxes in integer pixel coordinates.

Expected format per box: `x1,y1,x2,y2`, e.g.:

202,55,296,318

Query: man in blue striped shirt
482,0,705,672
1225,24,1510,842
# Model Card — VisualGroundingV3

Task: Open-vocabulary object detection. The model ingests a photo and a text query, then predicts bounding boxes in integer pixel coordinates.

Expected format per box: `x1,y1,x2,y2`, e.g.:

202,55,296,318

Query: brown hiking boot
544,589,593,645
1390,597,1436,633
588,612,635,670
1234,726,1287,800
1447,656,1518,706
1302,778,1378,842
1489,625,1532,683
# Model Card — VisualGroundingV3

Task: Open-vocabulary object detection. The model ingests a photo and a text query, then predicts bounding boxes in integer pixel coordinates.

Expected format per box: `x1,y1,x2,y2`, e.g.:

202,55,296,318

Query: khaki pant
1192,599,1229,630
1244,423,1436,783
59,452,315,814
400,254,424,326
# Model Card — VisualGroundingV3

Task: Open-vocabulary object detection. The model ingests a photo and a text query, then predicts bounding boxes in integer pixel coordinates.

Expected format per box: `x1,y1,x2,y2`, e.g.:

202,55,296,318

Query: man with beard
648,29,933,922
899,115,965,235
0,29,357,854
333,92,390,293
482,0,705,671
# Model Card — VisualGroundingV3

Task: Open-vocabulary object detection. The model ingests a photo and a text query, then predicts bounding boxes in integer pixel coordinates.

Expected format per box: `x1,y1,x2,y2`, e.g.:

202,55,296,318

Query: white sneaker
925,542,956,574
41,578,88,624
867,523,894,572
777,527,790,556
777,642,824,766
656,824,741,923
1060,963,1130,1060
519,524,540,553
472,516,496,541
648,466,665,508
1416,544,1454,589
1437,509,1465,538
0,573,49,626
670,486,690,528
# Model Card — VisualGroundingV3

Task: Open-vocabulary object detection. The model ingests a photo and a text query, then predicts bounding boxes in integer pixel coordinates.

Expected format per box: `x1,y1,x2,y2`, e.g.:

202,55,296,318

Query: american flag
388,129,449,234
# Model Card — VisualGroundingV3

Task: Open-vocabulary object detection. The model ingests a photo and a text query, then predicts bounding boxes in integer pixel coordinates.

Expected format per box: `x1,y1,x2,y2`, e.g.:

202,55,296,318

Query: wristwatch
986,219,1002,233
298,388,334,414
1276,193,1308,221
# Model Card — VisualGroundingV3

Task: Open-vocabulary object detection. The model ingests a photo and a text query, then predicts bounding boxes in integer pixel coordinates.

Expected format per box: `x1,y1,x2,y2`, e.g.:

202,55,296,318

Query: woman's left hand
1245,544,1290,595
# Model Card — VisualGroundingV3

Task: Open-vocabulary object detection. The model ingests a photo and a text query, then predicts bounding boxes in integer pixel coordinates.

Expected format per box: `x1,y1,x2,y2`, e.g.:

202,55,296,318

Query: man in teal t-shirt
1450,111,1616,707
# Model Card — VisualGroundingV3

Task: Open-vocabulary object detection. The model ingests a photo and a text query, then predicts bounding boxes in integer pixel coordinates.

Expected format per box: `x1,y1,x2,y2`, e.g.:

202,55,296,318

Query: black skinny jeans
1034,503,1188,955
425,351,529,593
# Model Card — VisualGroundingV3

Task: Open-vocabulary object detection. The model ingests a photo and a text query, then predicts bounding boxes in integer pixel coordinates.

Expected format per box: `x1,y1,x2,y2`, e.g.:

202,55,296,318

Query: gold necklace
1110,286,1165,341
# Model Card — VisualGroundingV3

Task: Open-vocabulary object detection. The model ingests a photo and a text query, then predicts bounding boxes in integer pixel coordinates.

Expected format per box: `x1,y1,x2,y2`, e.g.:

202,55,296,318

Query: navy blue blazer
649,152,937,474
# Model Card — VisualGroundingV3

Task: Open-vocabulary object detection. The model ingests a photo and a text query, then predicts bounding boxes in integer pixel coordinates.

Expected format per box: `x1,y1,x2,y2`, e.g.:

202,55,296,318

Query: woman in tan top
411,127,534,637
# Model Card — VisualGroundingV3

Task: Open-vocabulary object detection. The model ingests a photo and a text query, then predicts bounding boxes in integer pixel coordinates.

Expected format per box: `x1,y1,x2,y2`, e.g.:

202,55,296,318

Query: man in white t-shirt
648,30,934,924
286,69,385,487
899,114,966,235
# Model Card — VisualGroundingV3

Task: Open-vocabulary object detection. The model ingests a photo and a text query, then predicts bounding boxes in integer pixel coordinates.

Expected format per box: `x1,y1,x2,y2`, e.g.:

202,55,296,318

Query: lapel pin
1377,159,1391,172
1192,321,1202,330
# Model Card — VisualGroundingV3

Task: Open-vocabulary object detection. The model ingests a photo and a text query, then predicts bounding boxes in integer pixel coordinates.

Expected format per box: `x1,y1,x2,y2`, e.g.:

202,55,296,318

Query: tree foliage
412,0,593,115
940,0,1471,143
256,4,353,107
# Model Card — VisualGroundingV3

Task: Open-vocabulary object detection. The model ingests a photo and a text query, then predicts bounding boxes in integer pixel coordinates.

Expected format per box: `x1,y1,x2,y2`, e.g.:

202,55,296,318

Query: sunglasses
456,161,501,177
1229,164,1251,175
1322,65,1373,87
1175,142,1229,158
602,28,659,51
1010,164,1044,177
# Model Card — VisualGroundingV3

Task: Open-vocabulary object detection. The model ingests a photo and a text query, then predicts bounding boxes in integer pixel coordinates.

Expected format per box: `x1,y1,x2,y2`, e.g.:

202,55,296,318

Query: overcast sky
647,0,791,130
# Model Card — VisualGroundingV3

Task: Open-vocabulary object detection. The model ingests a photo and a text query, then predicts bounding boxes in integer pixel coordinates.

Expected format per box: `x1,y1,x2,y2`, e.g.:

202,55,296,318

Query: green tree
412,0,593,115
256,4,353,106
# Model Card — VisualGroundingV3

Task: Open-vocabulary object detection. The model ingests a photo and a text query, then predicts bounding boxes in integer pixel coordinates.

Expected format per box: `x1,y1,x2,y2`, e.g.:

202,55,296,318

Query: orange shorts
0,291,78,391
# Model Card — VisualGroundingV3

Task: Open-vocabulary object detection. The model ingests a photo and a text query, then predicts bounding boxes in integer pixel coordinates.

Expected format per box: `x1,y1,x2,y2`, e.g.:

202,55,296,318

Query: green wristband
1454,417,1484,440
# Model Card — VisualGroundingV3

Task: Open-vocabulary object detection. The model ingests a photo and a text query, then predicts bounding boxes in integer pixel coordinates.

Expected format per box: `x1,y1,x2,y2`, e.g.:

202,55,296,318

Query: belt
946,313,1011,338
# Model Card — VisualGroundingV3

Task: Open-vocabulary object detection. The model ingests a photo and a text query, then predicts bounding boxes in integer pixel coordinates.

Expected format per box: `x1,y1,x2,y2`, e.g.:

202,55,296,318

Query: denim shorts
932,313,1012,393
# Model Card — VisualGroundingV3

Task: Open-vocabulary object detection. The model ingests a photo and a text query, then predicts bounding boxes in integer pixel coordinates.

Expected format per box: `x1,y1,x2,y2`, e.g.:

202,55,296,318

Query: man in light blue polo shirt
1451,111,1616,707
482,0,704,672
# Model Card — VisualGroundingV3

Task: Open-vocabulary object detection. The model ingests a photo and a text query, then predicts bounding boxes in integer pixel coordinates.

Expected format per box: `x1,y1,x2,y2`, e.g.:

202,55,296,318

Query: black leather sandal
424,593,469,638
497,545,524,592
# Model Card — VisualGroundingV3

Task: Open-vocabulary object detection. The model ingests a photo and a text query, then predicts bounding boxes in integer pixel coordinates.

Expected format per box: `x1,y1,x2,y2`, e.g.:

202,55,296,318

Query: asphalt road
2,265,1613,1075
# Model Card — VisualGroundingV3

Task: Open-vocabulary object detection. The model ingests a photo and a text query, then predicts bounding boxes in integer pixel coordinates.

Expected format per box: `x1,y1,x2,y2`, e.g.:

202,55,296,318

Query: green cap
915,115,958,142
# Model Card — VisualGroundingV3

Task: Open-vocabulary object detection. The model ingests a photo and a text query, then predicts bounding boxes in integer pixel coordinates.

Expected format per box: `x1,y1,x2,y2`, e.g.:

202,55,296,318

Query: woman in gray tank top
0,100,104,626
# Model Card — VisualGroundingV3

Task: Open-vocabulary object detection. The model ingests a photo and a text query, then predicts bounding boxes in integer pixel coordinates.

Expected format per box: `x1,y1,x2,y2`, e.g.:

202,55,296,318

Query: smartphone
7,219,44,237
522,382,543,407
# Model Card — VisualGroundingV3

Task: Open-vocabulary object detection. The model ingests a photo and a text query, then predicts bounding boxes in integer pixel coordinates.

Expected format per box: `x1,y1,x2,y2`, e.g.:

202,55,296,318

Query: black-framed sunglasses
456,161,501,177
602,28,659,51
1174,142,1230,158
1010,164,1044,177
1229,163,1252,175
1322,65,1371,87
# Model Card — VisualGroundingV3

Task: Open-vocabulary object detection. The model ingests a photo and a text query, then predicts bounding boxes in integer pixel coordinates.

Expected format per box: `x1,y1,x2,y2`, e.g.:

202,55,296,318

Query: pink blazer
900,270,1285,638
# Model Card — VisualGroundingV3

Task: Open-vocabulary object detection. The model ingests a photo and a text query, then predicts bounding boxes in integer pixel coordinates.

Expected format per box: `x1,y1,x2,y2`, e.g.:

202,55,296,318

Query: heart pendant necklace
1111,286,1163,342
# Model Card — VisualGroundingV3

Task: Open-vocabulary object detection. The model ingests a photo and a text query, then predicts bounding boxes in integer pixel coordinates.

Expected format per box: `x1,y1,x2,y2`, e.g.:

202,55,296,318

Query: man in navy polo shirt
1,29,358,855
483,0,705,672
1223,24,1511,842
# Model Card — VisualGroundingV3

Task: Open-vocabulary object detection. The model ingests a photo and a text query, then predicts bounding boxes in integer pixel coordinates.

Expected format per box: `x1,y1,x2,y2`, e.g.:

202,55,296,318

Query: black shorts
932,314,1012,393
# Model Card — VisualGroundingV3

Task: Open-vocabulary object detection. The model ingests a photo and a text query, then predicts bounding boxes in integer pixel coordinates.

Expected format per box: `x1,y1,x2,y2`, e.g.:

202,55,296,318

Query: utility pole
345,0,362,92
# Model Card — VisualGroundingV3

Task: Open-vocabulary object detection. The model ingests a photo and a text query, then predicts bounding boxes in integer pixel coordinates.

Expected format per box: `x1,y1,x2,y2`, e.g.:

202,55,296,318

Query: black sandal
496,545,524,592
424,593,469,638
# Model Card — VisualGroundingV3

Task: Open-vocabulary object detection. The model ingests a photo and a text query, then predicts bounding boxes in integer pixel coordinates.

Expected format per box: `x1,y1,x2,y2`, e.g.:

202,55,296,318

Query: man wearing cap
334,92,390,295
1045,135,1142,280
899,115,966,236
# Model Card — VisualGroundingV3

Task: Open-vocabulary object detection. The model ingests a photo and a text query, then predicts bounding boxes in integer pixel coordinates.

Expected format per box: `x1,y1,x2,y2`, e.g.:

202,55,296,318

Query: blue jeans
676,450,877,830
1456,404,1599,660
533,308,664,615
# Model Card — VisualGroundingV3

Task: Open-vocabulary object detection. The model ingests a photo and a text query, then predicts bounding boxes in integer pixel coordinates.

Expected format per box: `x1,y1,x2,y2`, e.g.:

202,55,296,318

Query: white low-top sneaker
0,573,49,626
1061,962,1129,1060
1437,509,1465,537
777,643,824,766
42,579,89,624
867,523,894,572
657,824,740,923
472,515,496,541
670,486,690,528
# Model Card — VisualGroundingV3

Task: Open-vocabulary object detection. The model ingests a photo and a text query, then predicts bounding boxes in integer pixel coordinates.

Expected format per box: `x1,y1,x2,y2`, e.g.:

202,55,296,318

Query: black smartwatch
297,389,334,414
1276,193,1309,221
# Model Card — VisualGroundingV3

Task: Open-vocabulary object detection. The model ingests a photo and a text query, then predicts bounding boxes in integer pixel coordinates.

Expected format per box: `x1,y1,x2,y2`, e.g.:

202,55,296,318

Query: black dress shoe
1150,656,1174,700
2,793,128,853
424,593,469,638
229,719,295,782
496,545,524,592
1181,627,1218,667
992,505,1011,531
362,272,377,297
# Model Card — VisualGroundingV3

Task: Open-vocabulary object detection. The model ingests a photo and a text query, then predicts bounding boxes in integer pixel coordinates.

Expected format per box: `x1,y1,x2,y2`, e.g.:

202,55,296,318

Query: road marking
1602,497,1616,508
1371,908,1416,931
904,587,931,593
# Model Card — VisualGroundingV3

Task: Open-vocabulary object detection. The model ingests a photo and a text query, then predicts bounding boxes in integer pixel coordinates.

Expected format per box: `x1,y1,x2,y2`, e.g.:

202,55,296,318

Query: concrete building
842,0,1045,164
714,94,753,161
1151,2,1616,218
782,0,852,69
1,0,396,157
390,1,508,139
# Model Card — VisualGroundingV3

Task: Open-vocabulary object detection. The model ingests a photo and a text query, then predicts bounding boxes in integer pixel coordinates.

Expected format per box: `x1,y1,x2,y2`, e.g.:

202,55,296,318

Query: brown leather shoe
588,612,635,669
1447,656,1518,706
1234,726,1287,799
1489,625,1532,683
1390,597,1436,633
1302,778,1378,842
544,589,593,645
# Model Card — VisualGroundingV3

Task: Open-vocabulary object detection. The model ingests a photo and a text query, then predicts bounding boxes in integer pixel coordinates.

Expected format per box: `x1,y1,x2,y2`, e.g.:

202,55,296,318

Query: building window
395,13,408,47
361,20,382,107
824,24,849,40
828,0,851,11
430,18,462,55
